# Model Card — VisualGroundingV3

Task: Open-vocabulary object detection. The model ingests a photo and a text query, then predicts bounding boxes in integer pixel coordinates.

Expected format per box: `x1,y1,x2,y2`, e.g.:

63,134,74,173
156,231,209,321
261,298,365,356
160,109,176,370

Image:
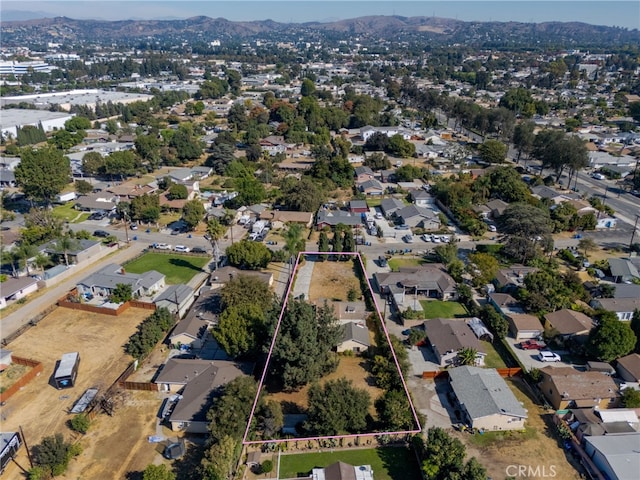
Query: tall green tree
588,311,636,362
15,146,71,204
226,240,272,270
182,199,206,230
375,389,415,431
478,139,507,164
305,378,370,435
318,231,330,259
513,120,535,163
498,203,552,263
143,464,176,480
206,217,226,266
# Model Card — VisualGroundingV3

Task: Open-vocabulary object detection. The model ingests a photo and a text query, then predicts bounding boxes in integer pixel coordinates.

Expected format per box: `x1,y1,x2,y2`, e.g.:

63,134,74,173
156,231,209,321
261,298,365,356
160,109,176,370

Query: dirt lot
1,306,172,479
308,261,363,302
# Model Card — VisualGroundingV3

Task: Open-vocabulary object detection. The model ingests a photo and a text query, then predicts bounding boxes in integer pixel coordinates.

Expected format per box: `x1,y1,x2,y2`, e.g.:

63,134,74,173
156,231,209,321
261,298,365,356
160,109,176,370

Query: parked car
403,234,414,243
171,228,181,235
174,245,190,253
89,212,106,220
378,255,388,267
421,234,431,242
93,230,110,238
395,224,410,230
154,243,172,250
375,212,383,219
519,340,546,350
190,246,209,254
488,224,497,232
129,224,138,230
591,173,606,180
538,351,561,362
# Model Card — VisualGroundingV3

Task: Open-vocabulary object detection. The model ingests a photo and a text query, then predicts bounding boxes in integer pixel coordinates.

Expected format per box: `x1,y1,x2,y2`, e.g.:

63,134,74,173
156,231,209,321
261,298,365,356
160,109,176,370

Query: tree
467,252,500,287
103,150,137,180
588,311,636,362
69,413,91,434
168,183,188,200
202,436,238,480
182,200,206,230
305,378,370,435
578,237,597,259
74,179,93,195
206,218,226,267
278,176,325,212
226,240,272,270
375,389,415,431
130,194,160,223
53,234,79,266
215,303,265,358
270,299,341,390
300,78,316,97
284,223,305,265
478,139,507,164
421,427,466,480
498,203,552,263
110,283,133,303
32,433,80,477
207,376,258,442
433,238,458,265
169,125,204,162
621,387,640,408
479,304,509,339
513,120,536,163
364,152,391,171
82,151,105,176
458,347,478,366
318,231,330,259
143,464,176,480
631,309,640,353
15,146,71,204
64,116,91,132
387,134,416,158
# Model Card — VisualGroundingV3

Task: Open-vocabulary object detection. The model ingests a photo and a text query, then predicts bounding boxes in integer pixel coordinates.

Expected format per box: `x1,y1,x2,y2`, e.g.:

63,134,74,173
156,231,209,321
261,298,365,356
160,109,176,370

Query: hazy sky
3,1,638,29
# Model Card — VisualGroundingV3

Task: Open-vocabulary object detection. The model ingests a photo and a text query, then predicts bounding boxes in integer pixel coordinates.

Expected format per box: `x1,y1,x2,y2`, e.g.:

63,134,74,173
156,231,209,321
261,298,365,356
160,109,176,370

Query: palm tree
34,253,51,272
283,223,305,278
206,218,226,269
458,347,478,366
16,243,37,276
54,234,79,266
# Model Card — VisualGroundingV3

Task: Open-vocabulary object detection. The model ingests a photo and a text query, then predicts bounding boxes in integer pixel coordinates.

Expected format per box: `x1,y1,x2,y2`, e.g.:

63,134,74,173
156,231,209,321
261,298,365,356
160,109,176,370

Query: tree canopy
588,311,637,362
15,146,71,203
304,378,370,435
226,240,272,270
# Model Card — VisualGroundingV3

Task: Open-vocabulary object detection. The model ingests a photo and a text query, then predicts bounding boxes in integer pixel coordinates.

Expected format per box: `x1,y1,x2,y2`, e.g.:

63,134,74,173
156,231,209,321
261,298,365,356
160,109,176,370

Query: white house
0,276,39,309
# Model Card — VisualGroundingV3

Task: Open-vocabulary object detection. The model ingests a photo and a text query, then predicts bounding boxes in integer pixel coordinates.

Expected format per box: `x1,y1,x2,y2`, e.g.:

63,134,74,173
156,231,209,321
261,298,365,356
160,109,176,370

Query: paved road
1,242,147,344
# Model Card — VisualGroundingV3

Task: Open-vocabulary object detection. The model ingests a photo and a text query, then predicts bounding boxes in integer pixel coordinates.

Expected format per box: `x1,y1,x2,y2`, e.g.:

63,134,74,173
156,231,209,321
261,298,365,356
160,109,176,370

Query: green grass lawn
481,340,507,368
51,203,89,223
387,257,423,271
123,253,209,284
278,447,421,480
365,198,382,207
420,300,468,319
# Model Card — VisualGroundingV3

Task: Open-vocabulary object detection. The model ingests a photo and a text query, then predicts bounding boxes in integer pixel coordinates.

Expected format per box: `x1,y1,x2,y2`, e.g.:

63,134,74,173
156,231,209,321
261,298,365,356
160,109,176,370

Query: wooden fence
118,381,159,391
0,356,43,402
58,289,155,316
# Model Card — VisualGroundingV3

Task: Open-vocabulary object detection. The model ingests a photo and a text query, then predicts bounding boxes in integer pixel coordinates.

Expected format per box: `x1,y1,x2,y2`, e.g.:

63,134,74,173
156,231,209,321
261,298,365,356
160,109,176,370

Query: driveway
504,336,575,370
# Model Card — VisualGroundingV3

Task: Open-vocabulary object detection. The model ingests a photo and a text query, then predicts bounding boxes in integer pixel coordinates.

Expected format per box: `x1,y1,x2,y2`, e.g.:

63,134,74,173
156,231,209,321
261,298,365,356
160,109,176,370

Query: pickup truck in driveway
519,340,546,350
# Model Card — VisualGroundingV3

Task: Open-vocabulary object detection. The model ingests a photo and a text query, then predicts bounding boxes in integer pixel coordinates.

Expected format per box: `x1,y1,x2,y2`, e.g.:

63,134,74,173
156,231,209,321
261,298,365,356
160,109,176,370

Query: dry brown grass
308,261,362,303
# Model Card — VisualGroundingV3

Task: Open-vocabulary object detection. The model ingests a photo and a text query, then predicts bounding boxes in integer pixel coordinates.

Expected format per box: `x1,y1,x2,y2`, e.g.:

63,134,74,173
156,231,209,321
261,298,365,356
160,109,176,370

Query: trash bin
133,235,137,241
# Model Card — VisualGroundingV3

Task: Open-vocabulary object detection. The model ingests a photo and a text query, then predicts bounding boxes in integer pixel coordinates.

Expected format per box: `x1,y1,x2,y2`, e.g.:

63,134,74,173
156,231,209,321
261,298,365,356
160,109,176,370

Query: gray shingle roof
449,366,527,420
341,322,370,347
155,284,194,305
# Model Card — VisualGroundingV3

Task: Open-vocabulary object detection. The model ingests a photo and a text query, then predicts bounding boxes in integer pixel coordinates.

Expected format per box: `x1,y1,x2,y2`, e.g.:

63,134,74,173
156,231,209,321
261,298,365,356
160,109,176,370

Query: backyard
51,202,89,223
420,300,468,319
278,447,421,480
124,252,209,284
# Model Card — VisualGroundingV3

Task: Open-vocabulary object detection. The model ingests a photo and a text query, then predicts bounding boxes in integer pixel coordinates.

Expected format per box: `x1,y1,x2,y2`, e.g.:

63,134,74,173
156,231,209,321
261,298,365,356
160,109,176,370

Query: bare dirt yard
307,260,363,303
1,306,172,479
456,378,584,480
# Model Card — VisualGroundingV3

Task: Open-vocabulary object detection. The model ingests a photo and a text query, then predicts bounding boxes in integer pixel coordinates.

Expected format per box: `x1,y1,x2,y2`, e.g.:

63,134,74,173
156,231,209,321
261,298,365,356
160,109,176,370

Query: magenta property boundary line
241,251,422,446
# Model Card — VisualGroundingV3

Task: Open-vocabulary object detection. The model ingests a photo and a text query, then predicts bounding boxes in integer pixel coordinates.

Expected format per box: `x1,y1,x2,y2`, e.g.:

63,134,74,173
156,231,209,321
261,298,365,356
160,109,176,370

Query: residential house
167,360,250,433
258,210,314,229
485,199,509,219
316,210,362,230
494,265,538,292
76,263,165,298
531,185,565,202
354,166,375,183
348,200,369,214
360,125,411,142
0,170,16,188
0,229,20,251
74,192,118,212
538,367,619,410
612,283,640,299
590,298,640,321
544,309,594,342
583,433,640,480
449,366,528,431
379,168,395,183
0,349,12,371
326,300,368,323
0,276,39,309
155,358,216,393
616,353,640,382
374,265,457,303
393,205,441,230
506,314,544,341
488,292,525,316
209,267,273,289
379,198,405,218
337,322,371,353
108,183,158,200
358,178,385,196
608,258,639,284
563,408,640,443
41,238,104,265
154,284,196,318
168,314,210,350
424,318,486,367
260,135,292,156
311,462,374,480
410,190,436,208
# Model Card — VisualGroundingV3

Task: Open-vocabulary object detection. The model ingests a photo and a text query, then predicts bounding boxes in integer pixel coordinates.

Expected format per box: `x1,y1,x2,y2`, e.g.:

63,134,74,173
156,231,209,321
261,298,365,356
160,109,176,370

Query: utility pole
19,425,33,469
630,214,640,251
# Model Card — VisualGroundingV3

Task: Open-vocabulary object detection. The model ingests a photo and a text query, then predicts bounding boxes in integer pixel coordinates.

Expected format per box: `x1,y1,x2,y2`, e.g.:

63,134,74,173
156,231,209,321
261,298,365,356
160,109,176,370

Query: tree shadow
168,258,204,273
377,445,422,480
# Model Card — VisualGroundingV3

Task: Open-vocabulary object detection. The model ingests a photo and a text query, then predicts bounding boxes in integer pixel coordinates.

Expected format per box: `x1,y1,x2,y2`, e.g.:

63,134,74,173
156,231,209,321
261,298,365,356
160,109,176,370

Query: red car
519,340,546,350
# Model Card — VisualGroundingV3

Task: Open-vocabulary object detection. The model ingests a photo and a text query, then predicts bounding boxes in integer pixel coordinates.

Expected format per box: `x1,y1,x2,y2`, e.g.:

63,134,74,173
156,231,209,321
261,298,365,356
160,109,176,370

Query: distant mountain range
1,14,638,46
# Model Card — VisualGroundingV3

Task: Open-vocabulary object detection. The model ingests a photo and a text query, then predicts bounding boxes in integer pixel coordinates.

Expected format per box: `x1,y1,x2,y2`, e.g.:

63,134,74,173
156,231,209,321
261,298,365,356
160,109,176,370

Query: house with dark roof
538,367,619,410
166,360,251,433
608,258,639,283
562,408,640,443
154,284,195,318
76,263,165,298
584,433,640,480
488,292,524,316
506,314,544,341
410,189,436,208
354,166,375,183
337,322,371,353
316,210,362,230
544,309,594,340
485,199,509,218
311,461,374,480
449,366,528,431
374,265,457,308
424,318,486,367
358,178,384,196
349,200,369,214
393,205,441,230
494,265,538,292
616,353,640,382
612,283,640,299
379,198,405,217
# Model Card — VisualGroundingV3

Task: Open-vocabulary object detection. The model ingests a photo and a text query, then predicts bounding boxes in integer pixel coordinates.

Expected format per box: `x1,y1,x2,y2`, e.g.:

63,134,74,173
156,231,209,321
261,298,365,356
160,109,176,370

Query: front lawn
278,447,421,480
51,203,89,223
387,257,423,271
420,300,468,319
123,253,209,284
